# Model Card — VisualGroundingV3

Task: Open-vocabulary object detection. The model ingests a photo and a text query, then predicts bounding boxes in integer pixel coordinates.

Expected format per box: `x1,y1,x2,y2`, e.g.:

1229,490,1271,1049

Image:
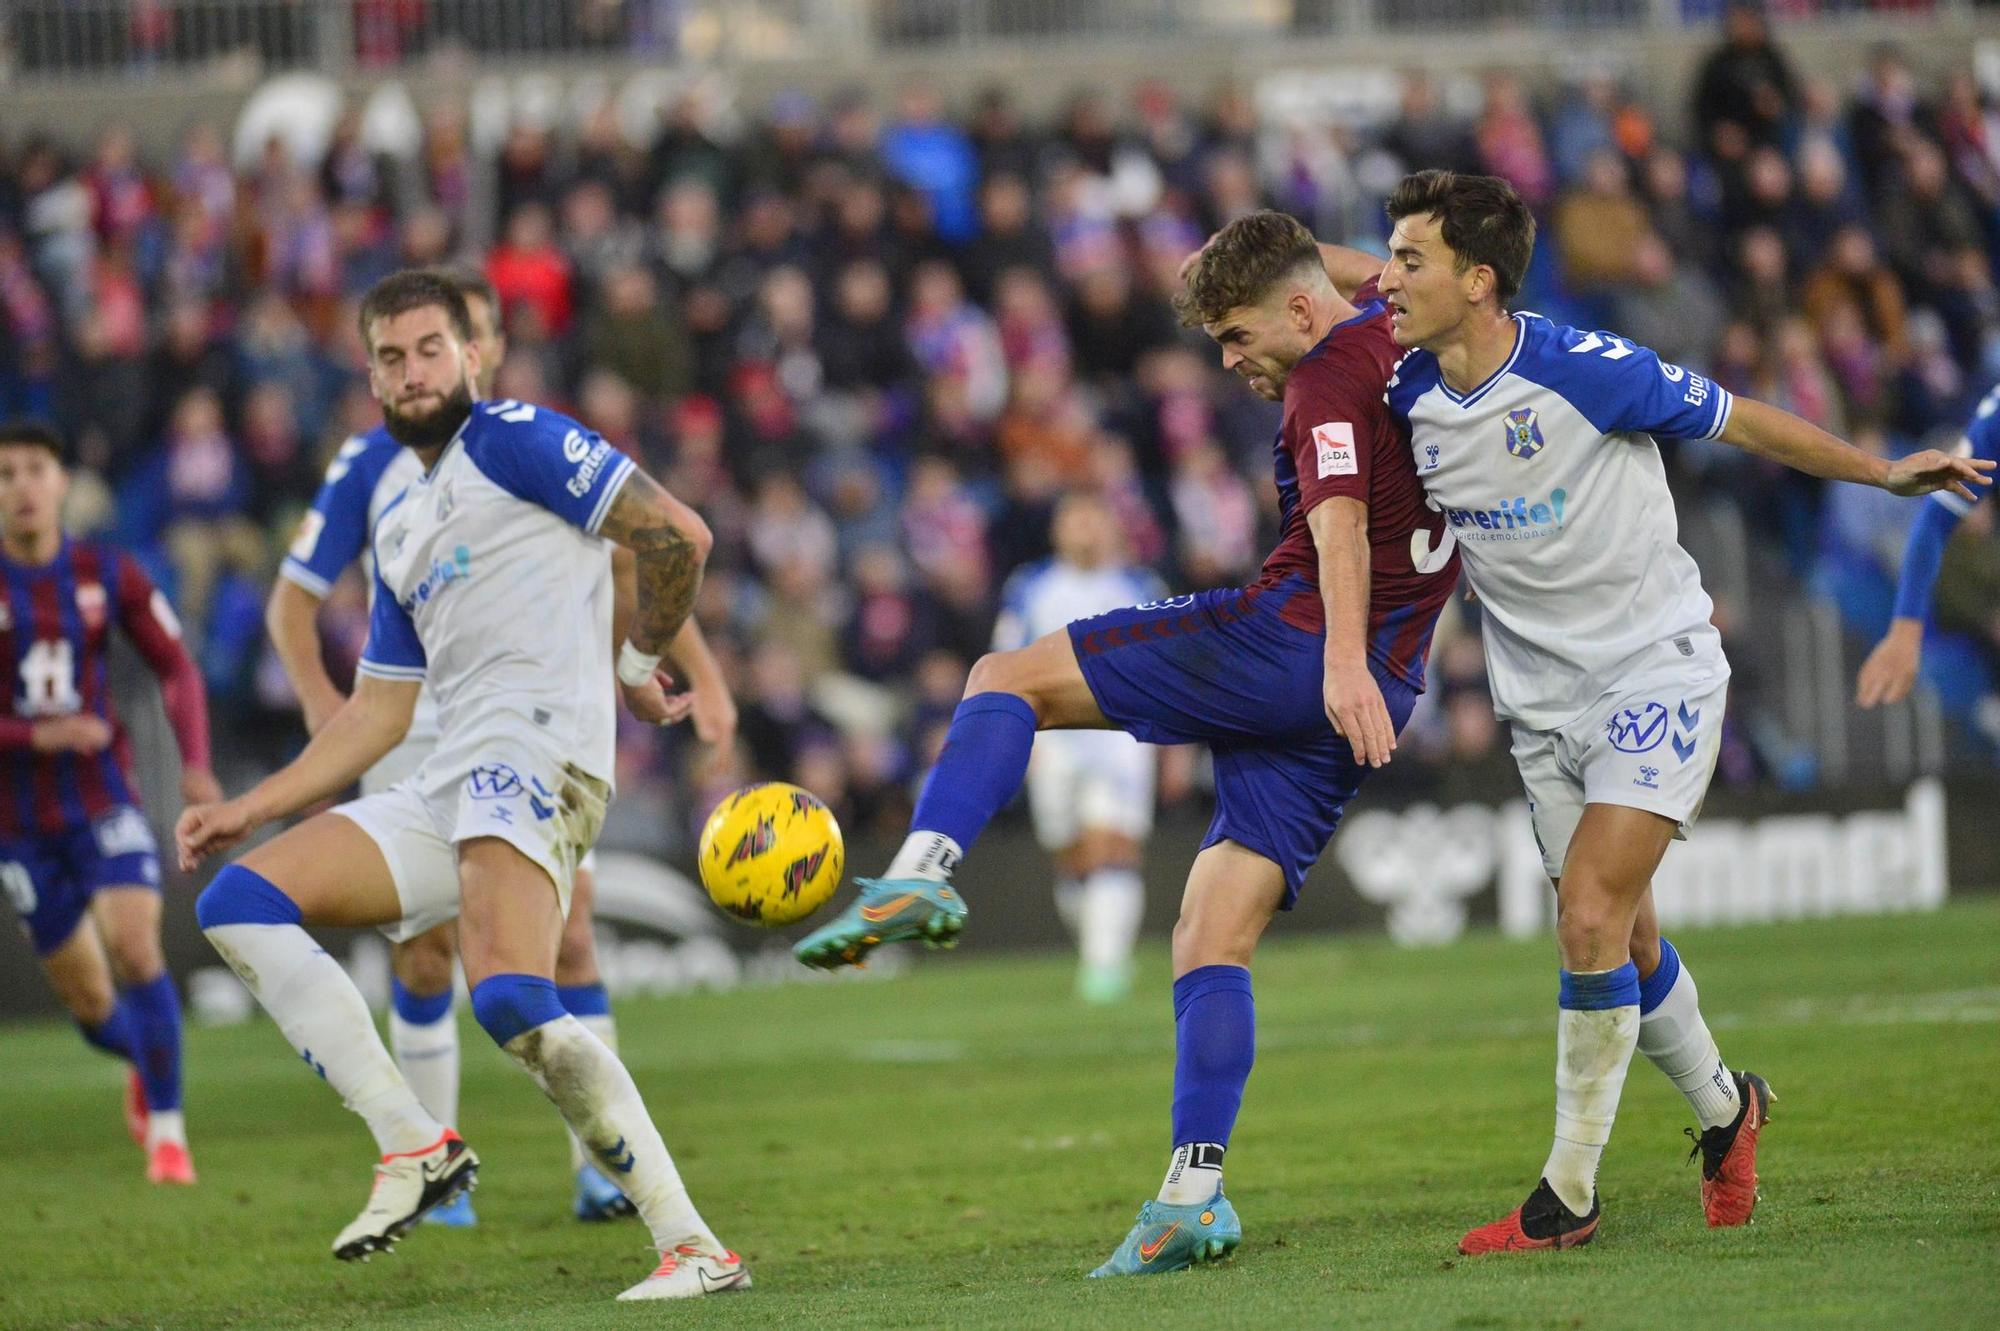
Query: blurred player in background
1364,169,1989,1253
0,419,220,1184
266,268,732,1227
182,272,744,1301
1856,381,2000,707
797,212,1460,1276
991,493,1166,1004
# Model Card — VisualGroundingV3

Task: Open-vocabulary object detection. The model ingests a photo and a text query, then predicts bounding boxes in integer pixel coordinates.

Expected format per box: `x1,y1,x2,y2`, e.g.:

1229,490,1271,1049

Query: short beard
382,380,474,450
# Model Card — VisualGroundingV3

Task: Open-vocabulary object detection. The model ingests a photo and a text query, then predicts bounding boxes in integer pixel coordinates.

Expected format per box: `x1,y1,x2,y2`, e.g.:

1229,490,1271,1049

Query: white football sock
568,1010,620,1171
884,831,963,884
1158,1142,1225,1205
1052,876,1083,937
205,923,443,1155
500,1012,721,1254
1542,991,1640,1217
1078,867,1145,972
389,1002,461,1131
145,1109,187,1150
1638,961,1742,1130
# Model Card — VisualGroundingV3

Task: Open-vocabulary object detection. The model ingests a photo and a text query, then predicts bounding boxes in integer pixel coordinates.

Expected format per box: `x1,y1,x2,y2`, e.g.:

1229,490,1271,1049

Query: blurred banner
0,776,1984,1023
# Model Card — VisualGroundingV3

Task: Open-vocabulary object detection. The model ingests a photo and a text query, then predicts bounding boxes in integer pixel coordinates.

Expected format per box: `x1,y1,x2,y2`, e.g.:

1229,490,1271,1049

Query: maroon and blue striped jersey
0,540,210,839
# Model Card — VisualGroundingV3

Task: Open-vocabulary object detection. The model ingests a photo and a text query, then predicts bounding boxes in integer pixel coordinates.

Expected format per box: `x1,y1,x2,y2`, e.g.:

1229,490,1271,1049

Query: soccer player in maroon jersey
792,211,1460,1275
0,420,220,1184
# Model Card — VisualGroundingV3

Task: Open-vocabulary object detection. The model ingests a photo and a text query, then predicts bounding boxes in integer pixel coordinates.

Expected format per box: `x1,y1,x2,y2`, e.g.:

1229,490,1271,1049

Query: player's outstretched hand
1856,624,1921,708
175,799,256,871
621,668,696,727
31,714,113,754
1882,449,1995,501
1324,658,1395,768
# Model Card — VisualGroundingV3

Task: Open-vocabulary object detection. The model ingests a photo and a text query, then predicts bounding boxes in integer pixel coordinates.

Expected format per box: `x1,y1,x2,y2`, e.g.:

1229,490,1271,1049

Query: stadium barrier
0,775,1984,1022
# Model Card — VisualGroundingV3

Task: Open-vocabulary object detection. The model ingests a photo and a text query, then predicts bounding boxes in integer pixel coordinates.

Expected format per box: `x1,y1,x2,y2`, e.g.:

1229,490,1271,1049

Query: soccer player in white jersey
178,271,749,1301
266,268,732,1227
991,493,1167,1003
1350,170,1990,1252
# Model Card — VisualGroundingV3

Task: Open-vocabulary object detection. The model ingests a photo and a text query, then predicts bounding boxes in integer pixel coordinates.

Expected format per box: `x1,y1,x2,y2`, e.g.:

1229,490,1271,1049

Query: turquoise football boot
1088,1190,1240,1277
573,1162,637,1221
421,1190,477,1228
792,877,968,969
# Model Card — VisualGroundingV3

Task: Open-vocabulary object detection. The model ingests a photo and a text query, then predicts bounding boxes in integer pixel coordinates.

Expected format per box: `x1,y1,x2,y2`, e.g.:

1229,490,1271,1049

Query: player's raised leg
387,922,474,1227
794,628,1108,969
1461,803,1671,1254
455,838,743,1300
1092,840,1279,1276
34,898,156,1159
94,885,193,1183
553,858,637,1222
194,812,472,1259
1630,893,1774,1227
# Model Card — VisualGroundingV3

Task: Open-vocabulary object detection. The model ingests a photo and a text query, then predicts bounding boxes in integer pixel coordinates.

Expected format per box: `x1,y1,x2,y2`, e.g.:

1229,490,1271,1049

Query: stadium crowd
2,7,1997,850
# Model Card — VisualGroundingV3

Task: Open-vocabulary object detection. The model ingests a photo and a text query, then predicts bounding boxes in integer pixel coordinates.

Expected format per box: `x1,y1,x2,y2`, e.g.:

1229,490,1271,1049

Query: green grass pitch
3,901,1997,1329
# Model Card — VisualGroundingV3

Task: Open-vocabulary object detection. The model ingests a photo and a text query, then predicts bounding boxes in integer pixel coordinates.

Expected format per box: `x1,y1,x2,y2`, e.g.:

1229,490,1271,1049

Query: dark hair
0,419,65,463
357,269,472,351
432,264,499,318
1175,209,1325,327
1384,170,1536,305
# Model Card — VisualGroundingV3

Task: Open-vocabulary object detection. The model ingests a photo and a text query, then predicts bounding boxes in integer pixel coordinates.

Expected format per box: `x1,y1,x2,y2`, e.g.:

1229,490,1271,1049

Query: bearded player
1362,170,1989,1251
181,271,746,1300
1,419,220,1184
794,211,1460,1275
267,267,731,1227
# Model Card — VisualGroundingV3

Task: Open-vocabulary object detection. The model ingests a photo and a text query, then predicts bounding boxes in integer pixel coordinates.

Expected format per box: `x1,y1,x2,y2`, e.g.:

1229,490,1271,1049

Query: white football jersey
1387,316,1734,730
356,399,630,790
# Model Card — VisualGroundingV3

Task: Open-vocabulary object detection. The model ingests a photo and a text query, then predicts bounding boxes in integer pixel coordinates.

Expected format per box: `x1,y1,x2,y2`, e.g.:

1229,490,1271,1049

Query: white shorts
1025,730,1156,852
360,729,436,798
335,735,608,943
1510,675,1728,881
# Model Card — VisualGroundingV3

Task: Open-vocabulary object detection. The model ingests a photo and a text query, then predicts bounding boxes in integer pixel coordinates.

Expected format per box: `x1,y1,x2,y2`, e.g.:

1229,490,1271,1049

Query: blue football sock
78,993,142,1064
124,974,184,1113
899,692,1038,868
1171,964,1256,1148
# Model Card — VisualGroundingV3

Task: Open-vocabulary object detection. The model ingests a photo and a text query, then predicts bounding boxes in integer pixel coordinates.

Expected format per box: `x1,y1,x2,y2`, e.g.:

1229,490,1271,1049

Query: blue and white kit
322,401,625,935
1388,316,1736,877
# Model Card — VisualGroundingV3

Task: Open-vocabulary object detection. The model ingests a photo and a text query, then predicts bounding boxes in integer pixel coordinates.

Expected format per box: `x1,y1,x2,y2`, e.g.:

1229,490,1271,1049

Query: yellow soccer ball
697,783,845,927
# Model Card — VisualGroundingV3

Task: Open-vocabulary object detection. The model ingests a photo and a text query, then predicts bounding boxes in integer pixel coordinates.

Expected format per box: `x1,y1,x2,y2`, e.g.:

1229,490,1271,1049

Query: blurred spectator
582,263,694,403
1554,149,1654,291
1381,72,1481,180
487,202,574,337
1474,73,1554,212
1693,2,1799,162
880,80,979,245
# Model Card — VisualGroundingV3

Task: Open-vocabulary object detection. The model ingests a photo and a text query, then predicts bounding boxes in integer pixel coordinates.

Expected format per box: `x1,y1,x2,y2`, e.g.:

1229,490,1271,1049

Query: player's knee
393,934,456,997
469,972,564,1049
963,651,1016,700
553,924,598,986
1555,890,1629,970
104,931,164,984
59,974,116,1028
1171,913,1253,974
195,865,303,931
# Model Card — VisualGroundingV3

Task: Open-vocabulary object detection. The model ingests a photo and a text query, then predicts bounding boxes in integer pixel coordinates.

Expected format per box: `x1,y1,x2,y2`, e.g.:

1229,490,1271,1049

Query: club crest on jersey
1503,408,1544,459
1605,702,1669,754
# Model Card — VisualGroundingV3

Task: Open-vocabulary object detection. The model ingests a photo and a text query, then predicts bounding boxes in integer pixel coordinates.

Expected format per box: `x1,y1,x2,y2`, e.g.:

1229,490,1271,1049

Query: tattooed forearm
598,469,712,654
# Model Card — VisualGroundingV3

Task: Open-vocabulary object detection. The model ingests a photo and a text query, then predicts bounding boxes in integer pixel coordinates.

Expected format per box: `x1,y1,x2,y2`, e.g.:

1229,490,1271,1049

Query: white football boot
331,1130,479,1261
616,1245,752,1300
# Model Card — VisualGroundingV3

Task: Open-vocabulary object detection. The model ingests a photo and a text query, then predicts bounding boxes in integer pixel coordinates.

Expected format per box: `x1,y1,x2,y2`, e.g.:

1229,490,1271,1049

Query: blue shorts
1,806,161,955
1068,579,1417,906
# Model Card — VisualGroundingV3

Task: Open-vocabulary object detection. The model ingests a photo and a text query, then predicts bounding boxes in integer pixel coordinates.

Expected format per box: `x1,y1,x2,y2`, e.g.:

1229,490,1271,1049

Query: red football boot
1459,1179,1599,1254
1689,1071,1774,1227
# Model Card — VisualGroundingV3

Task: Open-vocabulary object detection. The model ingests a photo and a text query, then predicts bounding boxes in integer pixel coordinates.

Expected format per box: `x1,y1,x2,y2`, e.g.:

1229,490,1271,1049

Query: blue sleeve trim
584,454,636,535
356,660,427,681
359,569,426,674
278,558,334,598
1891,499,1961,622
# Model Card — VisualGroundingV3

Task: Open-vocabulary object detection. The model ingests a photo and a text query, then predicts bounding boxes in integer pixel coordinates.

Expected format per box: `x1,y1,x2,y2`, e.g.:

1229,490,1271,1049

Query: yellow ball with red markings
697,783,844,927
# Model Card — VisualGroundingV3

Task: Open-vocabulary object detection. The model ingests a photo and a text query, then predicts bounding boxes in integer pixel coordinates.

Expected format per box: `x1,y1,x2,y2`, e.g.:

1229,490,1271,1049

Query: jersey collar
1436,312,1529,409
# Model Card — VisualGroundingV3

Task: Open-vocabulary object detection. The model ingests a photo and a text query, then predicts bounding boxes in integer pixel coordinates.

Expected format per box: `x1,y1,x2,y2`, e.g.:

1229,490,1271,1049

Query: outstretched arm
175,673,418,868
1856,500,1963,707
266,578,345,735
1719,397,1995,499
114,556,219,804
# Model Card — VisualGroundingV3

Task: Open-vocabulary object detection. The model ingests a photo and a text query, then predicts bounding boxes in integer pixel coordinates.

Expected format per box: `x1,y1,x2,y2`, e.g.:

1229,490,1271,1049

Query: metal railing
0,0,1981,84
